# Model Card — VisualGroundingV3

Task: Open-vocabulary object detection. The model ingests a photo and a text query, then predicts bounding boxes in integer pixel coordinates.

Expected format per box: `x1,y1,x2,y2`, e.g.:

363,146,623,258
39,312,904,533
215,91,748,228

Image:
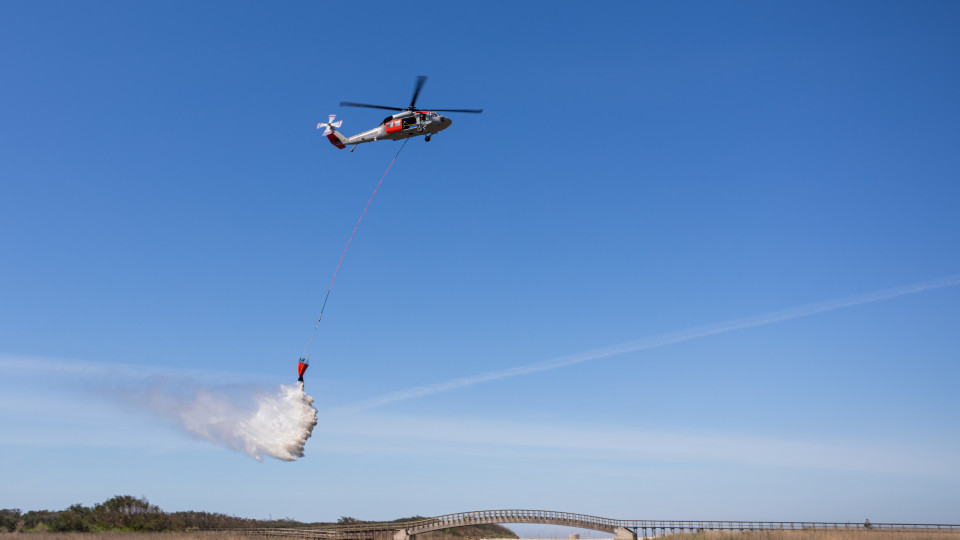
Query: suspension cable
302,139,410,358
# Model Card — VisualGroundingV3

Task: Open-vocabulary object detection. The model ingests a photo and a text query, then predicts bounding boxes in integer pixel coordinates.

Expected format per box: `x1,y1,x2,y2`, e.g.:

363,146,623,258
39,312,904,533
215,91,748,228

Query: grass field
0,534,252,540
5,531,960,540
655,531,960,540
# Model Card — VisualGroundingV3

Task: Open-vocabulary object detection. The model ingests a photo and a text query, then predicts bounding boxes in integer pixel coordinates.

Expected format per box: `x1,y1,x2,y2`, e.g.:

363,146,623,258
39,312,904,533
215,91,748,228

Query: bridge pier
614,527,637,540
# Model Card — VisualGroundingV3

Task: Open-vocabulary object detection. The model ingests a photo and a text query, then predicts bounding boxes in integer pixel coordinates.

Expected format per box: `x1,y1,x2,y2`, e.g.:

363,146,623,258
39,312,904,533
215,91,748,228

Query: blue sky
2,0,960,528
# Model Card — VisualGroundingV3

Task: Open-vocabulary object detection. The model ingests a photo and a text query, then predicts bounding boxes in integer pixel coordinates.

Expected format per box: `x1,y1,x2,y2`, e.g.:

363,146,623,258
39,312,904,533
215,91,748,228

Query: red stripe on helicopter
327,133,346,149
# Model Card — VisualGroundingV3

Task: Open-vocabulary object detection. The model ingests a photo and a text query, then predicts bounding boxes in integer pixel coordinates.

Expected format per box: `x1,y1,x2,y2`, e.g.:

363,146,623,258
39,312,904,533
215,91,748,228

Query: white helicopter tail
317,114,347,149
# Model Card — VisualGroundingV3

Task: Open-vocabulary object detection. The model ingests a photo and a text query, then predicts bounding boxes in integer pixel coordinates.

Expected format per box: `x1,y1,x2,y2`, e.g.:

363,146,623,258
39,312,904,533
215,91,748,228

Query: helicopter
318,76,482,151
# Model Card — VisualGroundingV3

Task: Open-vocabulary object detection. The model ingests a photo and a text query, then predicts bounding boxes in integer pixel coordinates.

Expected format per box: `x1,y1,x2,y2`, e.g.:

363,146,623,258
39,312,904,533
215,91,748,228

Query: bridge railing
619,521,960,532
425,511,960,532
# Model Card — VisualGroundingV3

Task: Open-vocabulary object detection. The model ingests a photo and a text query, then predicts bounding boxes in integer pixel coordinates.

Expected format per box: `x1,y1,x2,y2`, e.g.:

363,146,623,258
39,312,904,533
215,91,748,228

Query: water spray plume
139,381,318,462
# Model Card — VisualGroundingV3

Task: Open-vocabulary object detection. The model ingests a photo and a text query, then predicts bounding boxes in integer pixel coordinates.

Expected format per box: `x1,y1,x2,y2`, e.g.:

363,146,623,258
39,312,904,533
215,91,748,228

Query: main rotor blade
340,101,404,111
409,75,428,110
430,108,484,114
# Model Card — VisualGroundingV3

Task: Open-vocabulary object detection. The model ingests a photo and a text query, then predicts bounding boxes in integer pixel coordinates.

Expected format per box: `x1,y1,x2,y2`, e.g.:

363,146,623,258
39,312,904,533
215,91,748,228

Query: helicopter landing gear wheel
425,134,431,142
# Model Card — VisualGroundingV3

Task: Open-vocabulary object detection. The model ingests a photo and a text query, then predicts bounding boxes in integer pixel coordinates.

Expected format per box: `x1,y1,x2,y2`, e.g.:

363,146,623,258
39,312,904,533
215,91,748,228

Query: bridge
244,509,960,540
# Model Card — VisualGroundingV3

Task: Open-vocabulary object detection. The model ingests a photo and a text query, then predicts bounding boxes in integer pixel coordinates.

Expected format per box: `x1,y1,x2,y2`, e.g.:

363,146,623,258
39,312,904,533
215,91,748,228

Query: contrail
342,274,960,411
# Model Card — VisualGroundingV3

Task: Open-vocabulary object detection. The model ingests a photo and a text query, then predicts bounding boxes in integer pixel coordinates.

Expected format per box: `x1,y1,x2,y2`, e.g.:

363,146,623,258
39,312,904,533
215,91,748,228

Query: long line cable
302,139,410,358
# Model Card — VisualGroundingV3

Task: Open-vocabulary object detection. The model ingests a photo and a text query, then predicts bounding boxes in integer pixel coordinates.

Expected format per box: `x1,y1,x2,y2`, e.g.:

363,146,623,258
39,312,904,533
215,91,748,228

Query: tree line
1,497,518,537
0,495,300,533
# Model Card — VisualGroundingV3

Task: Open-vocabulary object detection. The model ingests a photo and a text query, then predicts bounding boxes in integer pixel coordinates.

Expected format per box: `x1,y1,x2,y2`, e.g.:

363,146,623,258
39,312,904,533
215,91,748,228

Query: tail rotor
317,114,343,135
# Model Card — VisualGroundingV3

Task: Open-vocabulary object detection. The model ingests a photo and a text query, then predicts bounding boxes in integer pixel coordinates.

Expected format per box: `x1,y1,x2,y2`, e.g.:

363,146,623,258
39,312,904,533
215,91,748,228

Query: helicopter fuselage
338,111,452,148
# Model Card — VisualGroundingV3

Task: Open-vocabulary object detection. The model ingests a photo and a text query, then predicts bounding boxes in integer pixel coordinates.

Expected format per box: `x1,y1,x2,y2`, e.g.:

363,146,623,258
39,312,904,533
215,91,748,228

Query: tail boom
326,131,348,149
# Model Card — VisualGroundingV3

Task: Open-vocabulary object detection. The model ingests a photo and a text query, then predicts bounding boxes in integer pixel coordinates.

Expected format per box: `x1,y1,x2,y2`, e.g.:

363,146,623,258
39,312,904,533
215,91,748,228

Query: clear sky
2,0,959,528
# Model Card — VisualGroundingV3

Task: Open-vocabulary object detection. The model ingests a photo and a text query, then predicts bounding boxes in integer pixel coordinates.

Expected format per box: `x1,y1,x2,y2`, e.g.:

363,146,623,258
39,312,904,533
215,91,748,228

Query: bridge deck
239,510,960,540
